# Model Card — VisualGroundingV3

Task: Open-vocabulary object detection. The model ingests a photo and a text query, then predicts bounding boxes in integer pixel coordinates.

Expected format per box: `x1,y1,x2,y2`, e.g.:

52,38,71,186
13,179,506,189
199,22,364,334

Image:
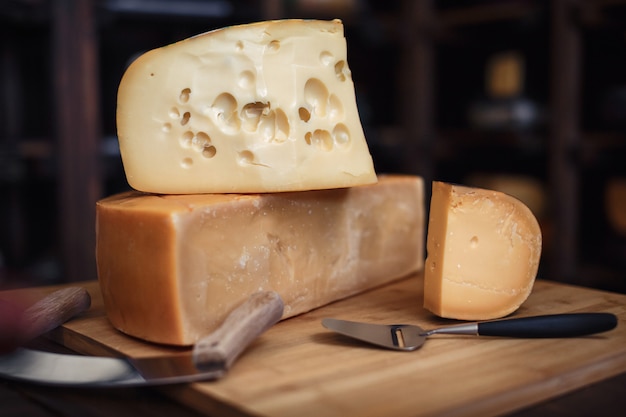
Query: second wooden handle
193,291,284,370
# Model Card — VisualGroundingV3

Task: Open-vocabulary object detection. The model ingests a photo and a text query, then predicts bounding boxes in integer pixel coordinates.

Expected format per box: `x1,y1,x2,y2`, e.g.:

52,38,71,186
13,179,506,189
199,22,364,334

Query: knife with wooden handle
0,289,284,386
193,291,283,370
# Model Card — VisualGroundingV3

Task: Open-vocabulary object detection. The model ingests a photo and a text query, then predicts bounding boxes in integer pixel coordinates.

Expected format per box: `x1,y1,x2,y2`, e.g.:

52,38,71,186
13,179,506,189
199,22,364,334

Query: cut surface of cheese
423,181,542,320
116,19,376,194
96,175,424,345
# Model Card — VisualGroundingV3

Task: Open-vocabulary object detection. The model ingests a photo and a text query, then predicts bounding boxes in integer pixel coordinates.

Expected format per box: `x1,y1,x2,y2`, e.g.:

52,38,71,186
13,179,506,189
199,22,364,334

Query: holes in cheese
179,88,191,103
116,19,376,194
96,175,424,346
423,181,542,320
320,50,334,66
334,60,350,81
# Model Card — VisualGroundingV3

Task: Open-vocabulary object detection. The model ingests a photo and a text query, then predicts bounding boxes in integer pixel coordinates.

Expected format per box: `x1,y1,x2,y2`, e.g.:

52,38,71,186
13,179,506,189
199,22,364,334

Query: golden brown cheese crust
424,181,542,320
96,175,424,345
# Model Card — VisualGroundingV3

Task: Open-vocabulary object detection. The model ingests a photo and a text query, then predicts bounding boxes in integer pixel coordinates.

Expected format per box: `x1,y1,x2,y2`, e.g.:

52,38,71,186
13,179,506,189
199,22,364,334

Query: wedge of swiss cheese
96,175,424,346
424,181,542,320
117,19,376,194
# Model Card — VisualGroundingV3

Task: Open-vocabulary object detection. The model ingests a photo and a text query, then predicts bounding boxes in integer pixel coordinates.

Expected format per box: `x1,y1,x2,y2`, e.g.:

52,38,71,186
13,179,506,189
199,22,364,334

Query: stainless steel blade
0,290,284,387
322,318,426,351
0,348,144,386
0,348,222,387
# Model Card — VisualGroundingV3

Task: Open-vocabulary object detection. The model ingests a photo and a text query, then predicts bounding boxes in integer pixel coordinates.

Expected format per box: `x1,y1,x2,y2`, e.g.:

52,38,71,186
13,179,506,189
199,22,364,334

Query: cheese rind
116,19,376,194
96,175,424,345
423,181,542,320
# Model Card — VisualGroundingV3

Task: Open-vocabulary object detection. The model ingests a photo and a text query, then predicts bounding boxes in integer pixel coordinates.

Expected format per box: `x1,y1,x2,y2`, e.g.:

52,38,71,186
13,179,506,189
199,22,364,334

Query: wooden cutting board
35,273,626,416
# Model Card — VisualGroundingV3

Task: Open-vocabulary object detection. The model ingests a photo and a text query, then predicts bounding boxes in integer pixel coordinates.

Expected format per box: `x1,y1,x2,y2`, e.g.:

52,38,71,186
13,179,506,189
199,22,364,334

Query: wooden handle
193,291,284,371
20,287,92,343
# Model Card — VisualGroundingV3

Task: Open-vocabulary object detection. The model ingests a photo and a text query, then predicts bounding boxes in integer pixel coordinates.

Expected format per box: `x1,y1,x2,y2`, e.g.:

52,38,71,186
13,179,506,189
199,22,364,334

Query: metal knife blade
0,348,225,387
0,290,284,387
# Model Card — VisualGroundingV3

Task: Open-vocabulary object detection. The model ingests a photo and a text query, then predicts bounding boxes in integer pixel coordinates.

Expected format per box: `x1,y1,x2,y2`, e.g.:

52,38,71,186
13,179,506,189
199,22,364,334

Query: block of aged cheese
96,175,424,345
423,181,542,320
116,19,376,194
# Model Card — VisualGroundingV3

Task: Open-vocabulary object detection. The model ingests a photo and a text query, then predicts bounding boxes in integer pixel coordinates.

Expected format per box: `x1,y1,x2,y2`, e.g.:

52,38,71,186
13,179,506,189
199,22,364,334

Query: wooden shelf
0,0,273,285
437,1,543,28
436,128,546,151
580,132,626,167
400,0,626,287
2,0,625,290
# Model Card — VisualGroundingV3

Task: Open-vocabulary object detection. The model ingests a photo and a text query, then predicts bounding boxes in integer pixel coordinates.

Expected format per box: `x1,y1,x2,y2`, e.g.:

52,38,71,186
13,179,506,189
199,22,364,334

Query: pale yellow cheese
423,181,542,320
96,175,424,345
116,19,376,194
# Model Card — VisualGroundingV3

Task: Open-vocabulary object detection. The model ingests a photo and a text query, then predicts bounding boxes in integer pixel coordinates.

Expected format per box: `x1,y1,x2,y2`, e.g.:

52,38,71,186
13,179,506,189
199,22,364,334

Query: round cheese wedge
424,181,542,320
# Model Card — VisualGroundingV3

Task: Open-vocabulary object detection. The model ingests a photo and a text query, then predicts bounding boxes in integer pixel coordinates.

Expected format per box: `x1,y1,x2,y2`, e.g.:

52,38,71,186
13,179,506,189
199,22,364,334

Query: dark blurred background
1,0,625,293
